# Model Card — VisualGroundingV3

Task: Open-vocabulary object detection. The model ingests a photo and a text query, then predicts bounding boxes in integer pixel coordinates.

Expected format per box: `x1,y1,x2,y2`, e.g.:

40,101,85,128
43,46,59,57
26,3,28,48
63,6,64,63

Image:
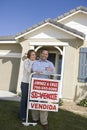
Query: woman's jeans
20,82,29,120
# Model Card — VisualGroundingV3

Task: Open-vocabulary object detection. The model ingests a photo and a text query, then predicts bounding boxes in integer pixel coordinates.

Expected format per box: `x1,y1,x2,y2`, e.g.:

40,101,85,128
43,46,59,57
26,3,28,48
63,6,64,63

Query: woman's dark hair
27,50,36,58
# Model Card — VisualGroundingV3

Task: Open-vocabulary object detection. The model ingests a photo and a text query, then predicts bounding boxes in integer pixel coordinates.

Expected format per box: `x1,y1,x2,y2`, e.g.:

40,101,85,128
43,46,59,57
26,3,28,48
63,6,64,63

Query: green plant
59,98,63,106
78,98,87,107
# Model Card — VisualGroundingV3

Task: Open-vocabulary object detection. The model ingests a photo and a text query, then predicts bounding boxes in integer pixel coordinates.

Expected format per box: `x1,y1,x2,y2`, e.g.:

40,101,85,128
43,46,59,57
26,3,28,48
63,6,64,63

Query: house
0,6,87,101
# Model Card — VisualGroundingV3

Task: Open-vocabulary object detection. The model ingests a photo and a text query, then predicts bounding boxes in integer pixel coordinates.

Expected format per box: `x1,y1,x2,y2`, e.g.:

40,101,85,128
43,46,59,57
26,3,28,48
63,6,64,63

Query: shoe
32,120,40,124
42,124,49,130
32,120,38,123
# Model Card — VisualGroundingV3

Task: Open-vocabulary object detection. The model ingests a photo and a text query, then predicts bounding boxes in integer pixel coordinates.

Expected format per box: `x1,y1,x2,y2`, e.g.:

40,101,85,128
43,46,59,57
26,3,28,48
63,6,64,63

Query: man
31,49,55,130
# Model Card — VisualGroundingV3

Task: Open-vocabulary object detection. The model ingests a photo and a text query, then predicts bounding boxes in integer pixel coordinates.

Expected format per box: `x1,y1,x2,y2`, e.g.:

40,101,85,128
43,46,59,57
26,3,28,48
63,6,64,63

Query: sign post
22,73,60,126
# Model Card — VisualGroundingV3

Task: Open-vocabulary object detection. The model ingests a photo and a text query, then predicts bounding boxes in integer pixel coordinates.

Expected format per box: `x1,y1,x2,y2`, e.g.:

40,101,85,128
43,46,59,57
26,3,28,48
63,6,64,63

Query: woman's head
27,50,36,60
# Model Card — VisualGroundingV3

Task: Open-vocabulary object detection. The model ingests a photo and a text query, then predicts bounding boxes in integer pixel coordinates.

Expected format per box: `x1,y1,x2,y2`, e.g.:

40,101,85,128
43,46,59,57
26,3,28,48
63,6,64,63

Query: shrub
78,98,87,107
59,98,63,106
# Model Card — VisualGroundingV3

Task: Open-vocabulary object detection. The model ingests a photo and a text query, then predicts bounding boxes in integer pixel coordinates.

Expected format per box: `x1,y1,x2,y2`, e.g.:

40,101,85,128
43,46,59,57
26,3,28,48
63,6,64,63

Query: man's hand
35,71,42,74
46,67,54,72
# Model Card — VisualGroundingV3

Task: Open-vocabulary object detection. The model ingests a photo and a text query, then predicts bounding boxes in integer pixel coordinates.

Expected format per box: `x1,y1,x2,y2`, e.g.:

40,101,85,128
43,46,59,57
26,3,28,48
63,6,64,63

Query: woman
20,49,36,122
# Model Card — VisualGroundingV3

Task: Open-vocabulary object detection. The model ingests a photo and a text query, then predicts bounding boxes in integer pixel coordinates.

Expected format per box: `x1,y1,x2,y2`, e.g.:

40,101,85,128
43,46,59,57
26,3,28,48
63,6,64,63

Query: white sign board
29,78,59,112
29,101,58,112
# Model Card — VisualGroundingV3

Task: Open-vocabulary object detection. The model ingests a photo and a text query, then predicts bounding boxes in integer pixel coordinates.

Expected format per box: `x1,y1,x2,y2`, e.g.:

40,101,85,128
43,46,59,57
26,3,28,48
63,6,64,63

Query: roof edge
15,18,85,39
0,35,16,41
54,6,87,21
15,18,52,38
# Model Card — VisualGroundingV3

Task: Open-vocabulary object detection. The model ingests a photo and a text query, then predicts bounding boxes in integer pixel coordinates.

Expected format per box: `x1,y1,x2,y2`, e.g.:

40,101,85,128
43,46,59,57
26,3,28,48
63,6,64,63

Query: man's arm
45,61,55,74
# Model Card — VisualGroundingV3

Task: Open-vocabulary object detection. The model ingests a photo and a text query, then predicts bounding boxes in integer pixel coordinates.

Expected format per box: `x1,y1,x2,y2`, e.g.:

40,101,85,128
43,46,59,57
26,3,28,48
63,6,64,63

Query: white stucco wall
74,41,87,101
25,24,75,39
62,39,78,101
56,10,87,100
59,12,87,40
0,44,22,92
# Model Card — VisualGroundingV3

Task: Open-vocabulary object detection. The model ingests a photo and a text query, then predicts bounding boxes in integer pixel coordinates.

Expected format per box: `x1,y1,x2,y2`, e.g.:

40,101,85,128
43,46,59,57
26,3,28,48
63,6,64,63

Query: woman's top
22,58,34,83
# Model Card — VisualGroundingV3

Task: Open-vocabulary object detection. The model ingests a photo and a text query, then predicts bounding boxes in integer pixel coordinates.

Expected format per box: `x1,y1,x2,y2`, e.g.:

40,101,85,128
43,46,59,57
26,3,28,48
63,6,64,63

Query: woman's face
30,52,36,61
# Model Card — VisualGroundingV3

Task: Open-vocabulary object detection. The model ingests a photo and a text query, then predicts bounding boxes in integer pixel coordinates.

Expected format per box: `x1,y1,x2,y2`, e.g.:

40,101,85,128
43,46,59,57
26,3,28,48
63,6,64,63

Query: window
78,48,87,82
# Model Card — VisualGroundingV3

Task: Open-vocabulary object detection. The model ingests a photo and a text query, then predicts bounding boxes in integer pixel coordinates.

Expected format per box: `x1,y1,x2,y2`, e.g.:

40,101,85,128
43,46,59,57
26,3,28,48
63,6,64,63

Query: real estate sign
29,78,59,112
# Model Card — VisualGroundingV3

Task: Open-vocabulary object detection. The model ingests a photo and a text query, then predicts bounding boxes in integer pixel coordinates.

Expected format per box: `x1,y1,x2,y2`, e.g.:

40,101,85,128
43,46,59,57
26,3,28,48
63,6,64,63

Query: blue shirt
32,59,55,79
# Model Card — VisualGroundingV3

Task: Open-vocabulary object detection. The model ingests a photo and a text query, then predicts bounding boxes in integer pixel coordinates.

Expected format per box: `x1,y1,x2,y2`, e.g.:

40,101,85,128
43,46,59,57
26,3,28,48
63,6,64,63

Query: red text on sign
31,91,57,100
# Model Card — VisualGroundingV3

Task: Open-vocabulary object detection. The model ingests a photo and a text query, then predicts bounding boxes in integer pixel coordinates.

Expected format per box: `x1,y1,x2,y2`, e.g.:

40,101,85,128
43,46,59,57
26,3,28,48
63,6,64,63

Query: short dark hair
27,50,36,58
40,49,48,53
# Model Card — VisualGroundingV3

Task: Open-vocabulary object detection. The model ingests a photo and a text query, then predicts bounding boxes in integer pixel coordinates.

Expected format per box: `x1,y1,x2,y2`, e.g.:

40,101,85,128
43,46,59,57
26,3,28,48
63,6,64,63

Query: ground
0,91,87,117
60,101,87,116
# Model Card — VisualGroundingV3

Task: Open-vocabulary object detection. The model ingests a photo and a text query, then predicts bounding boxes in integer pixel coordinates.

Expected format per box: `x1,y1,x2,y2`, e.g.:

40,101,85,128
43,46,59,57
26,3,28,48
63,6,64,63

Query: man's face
40,50,48,61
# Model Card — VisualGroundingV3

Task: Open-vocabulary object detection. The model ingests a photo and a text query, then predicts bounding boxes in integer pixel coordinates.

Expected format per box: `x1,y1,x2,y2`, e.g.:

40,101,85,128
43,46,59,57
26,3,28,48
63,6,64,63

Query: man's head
40,49,49,61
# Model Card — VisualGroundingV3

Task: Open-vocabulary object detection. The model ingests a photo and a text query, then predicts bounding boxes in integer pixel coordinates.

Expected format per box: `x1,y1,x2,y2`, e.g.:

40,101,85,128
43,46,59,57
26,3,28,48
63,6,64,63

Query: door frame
33,44,68,98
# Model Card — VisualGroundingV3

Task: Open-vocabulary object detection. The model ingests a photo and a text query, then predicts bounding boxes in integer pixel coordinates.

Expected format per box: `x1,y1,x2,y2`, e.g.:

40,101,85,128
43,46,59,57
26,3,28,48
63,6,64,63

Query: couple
20,49,55,130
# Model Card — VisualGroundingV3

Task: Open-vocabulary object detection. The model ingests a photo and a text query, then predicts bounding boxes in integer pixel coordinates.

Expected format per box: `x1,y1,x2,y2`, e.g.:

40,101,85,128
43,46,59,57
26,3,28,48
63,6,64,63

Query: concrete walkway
60,101,87,116
0,90,20,101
